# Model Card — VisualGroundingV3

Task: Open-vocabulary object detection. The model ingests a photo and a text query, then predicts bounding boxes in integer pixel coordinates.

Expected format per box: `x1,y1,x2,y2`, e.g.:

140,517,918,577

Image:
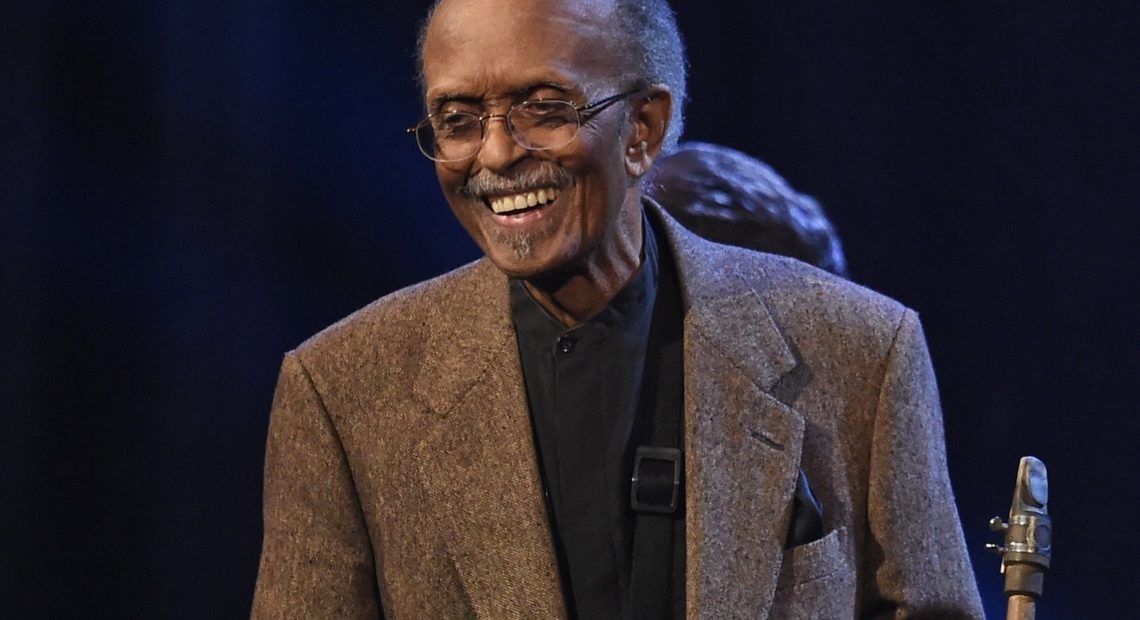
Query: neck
523,198,644,327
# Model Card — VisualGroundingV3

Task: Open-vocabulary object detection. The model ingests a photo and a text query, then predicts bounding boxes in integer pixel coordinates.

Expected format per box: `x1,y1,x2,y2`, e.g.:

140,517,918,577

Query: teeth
489,188,558,214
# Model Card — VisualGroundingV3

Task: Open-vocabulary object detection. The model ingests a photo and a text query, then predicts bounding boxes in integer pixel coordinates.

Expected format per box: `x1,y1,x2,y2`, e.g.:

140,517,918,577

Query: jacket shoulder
289,258,501,372
749,250,907,330
715,247,916,372
655,201,909,338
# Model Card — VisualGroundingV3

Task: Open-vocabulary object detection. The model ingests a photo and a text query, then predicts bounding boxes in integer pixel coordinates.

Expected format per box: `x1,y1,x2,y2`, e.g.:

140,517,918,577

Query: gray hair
415,0,688,152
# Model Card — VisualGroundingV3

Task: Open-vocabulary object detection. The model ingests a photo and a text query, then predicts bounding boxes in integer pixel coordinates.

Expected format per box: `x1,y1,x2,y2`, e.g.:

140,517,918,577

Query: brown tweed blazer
252,204,984,619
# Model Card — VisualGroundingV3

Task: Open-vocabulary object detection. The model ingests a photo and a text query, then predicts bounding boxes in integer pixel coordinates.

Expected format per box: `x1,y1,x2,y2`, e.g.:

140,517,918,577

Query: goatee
491,229,534,260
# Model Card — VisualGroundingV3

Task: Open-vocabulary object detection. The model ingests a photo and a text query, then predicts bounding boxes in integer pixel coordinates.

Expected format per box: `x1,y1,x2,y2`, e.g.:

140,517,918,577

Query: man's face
421,0,640,280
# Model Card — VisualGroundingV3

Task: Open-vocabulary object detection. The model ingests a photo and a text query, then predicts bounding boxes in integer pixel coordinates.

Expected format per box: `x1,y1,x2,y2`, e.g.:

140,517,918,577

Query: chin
485,251,549,280
483,241,573,281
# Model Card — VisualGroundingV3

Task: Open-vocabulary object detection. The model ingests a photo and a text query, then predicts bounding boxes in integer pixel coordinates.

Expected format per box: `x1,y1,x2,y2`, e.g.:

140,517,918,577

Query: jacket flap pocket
775,525,849,591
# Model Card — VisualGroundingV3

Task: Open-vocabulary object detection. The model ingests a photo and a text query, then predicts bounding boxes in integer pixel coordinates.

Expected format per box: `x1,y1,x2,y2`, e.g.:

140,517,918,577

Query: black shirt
509,221,661,619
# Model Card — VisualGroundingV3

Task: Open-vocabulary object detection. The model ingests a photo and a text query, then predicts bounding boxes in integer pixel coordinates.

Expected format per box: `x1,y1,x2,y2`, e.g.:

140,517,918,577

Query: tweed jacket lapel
653,205,808,619
410,260,567,618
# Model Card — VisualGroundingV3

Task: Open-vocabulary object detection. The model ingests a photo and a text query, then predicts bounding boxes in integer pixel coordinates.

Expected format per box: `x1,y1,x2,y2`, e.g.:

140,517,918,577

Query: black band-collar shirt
509,216,660,620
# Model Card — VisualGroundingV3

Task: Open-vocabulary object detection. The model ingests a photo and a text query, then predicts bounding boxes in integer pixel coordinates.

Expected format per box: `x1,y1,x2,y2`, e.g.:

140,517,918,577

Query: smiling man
251,0,984,618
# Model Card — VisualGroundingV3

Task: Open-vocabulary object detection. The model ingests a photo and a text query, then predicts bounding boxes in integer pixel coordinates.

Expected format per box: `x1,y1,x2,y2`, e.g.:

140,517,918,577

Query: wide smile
487,187,560,215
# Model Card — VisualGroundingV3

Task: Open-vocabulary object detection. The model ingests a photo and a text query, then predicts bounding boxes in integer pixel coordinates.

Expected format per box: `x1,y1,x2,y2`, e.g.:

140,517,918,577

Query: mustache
457,164,574,200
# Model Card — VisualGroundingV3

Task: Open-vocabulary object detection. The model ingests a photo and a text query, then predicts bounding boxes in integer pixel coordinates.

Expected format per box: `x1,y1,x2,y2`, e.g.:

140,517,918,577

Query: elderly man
252,0,984,617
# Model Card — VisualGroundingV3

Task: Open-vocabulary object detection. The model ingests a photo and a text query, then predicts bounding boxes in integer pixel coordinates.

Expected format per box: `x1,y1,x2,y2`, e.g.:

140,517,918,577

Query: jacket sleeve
863,310,985,619
251,353,382,619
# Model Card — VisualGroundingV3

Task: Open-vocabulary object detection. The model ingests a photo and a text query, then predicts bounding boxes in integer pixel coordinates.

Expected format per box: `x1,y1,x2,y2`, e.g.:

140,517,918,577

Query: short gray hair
415,0,688,152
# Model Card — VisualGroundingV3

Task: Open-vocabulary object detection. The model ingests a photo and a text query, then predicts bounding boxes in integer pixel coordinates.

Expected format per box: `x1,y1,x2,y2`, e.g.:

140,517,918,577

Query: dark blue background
5,1,1138,617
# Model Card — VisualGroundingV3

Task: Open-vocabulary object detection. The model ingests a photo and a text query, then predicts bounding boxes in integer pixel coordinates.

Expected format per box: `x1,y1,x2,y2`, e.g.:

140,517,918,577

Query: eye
514,100,575,127
434,111,480,137
439,110,475,126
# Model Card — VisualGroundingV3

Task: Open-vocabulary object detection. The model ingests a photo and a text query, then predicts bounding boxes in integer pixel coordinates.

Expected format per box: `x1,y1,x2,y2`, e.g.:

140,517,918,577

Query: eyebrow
426,92,479,113
428,81,579,113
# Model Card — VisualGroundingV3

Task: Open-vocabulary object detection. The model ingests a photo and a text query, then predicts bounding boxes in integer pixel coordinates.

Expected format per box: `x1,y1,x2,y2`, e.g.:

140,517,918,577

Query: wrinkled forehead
423,0,624,100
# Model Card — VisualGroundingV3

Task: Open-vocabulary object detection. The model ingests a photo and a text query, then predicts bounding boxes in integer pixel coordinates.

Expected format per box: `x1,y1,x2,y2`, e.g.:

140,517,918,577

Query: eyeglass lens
416,100,582,162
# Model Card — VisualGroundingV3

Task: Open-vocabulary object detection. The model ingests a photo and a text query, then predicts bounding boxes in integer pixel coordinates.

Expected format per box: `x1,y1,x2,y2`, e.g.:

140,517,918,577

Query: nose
477,115,525,173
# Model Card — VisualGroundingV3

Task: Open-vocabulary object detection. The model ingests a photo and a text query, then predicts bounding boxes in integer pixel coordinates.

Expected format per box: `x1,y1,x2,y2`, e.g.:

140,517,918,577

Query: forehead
423,0,621,102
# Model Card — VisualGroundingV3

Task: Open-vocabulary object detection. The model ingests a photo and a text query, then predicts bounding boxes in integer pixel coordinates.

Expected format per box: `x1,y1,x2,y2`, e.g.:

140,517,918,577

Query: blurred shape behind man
650,141,848,277
252,0,983,617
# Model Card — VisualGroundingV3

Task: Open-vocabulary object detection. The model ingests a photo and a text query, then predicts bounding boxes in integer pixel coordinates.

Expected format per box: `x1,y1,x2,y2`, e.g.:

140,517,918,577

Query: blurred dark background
4,1,1138,617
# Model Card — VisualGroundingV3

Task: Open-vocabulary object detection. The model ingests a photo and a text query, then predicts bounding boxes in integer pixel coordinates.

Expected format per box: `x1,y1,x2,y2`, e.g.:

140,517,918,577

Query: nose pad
478,116,525,172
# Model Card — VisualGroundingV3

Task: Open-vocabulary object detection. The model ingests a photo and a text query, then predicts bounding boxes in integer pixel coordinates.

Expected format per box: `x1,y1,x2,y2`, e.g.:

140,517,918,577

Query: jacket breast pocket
770,526,856,619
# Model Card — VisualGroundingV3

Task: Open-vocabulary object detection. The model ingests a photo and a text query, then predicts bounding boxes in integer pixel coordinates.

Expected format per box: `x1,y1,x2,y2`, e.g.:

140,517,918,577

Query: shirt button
556,335,577,354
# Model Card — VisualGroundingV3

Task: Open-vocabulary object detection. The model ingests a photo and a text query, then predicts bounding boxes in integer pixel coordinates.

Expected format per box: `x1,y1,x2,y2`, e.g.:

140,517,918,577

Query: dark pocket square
785,468,824,548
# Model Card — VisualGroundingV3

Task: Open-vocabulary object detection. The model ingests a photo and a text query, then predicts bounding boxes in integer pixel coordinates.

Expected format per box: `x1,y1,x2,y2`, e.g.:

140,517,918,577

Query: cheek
435,165,464,192
436,154,481,187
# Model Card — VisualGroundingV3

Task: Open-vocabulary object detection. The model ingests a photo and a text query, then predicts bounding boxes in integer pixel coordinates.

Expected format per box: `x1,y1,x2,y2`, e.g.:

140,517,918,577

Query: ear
624,85,672,179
